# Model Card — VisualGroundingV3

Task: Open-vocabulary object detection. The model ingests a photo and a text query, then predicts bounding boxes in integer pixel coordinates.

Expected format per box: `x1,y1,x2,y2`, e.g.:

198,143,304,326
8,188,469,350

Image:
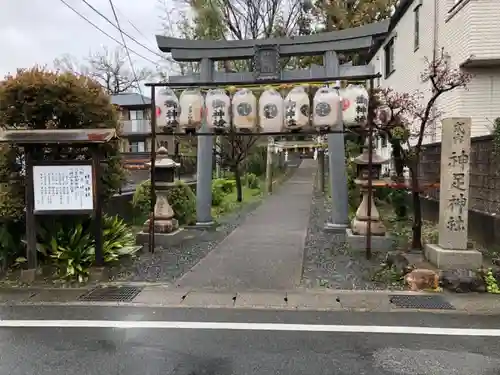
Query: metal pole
91,146,103,266
266,137,274,194
318,146,325,193
24,146,37,270
149,85,157,253
365,78,375,260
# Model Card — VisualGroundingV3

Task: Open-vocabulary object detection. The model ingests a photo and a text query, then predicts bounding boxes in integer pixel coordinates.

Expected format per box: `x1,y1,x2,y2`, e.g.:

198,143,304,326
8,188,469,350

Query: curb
1,287,499,315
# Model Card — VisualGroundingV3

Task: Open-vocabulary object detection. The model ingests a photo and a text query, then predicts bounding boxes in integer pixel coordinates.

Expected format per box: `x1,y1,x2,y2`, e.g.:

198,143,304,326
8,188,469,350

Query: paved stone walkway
176,159,316,290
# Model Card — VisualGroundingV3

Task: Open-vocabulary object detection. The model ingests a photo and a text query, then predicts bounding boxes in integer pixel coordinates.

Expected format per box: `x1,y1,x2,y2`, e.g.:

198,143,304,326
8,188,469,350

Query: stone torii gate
153,21,389,232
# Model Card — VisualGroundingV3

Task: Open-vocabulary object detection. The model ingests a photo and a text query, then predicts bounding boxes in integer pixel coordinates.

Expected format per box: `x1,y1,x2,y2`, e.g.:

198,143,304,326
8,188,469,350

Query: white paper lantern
340,84,369,127
232,88,257,132
284,86,310,131
156,88,179,132
259,88,283,133
312,86,342,129
179,89,204,132
206,89,231,131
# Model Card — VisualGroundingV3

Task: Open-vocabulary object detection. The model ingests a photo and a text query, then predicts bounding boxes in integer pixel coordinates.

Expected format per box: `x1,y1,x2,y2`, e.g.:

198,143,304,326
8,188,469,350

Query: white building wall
372,0,500,155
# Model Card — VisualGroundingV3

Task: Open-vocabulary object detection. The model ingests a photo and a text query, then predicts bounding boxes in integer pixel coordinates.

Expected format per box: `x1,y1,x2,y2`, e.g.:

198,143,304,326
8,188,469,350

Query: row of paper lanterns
154,85,369,133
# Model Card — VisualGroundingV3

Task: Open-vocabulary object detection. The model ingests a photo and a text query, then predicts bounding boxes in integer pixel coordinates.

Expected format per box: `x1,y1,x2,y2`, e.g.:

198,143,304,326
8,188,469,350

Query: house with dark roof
370,0,500,158
111,92,176,172
111,93,152,153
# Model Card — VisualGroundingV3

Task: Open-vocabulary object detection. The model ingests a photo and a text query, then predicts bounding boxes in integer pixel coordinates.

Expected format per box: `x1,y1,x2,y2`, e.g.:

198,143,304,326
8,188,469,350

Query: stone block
425,243,482,270
89,267,110,283
182,291,236,308
132,287,190,305
136,228,193,248
0,289,36,302
234,292,288,309
20,268,36,283
285,292,341,310
323,222,349,234
29,289,86,302
337,294,391,312
345,228,394,252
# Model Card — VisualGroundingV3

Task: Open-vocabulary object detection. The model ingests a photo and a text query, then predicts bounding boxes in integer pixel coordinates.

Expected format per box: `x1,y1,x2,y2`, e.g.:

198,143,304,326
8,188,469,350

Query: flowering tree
375,49,472,249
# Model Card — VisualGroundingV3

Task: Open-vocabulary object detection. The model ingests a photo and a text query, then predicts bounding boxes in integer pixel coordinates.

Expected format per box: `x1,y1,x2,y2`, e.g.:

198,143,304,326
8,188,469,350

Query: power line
115,6,156,45
107,0,150,105
59,0,158,65
80,0,164,60
107,0,158,255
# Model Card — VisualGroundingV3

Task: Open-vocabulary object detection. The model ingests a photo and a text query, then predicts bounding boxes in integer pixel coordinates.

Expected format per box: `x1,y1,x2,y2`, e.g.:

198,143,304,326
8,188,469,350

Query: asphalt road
1,306,500,375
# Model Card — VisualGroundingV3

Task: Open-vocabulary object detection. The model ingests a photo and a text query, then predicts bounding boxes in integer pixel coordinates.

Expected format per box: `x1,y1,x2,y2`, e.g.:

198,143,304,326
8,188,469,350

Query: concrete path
176,159,316,290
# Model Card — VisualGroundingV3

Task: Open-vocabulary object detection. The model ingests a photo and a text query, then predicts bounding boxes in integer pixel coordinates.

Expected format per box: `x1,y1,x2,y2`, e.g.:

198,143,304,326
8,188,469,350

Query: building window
130,110,145,120
384,38,395,78
381,135,388,148
414,5,420,51
129,141,145,153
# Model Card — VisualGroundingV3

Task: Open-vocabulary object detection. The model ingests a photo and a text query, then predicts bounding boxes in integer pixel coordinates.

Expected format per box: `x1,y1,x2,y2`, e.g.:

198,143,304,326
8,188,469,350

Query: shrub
102,215,141,262
132,180,152,217
243,173,260,189
167,181,196,225
0,67,127,221
32,215,140,282
213,178,235,194
244,147,267,176
0,219,25,270
211,182,225,207
132,180,196,225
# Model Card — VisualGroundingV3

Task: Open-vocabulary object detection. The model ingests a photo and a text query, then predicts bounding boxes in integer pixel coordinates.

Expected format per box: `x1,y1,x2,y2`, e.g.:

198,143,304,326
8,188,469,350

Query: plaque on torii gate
149,21,389,245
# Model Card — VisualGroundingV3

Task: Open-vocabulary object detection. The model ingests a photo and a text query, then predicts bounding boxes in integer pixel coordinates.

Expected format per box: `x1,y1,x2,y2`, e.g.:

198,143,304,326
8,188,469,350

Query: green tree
215,133,260,202
317,0,397,31
0,67,127,219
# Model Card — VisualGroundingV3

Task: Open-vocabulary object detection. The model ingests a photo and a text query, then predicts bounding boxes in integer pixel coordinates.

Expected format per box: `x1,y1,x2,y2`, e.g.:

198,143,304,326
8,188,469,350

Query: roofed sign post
154,21,388,233
0,129,115,281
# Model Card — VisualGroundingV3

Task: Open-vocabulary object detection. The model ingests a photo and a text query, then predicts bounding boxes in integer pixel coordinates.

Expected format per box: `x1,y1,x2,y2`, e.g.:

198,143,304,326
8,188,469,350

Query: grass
378,201,438,250
211,185,263,219
210,168,290,219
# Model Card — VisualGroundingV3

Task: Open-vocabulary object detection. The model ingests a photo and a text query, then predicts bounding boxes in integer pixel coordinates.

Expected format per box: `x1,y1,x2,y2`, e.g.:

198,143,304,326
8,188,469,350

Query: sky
0,0,176,79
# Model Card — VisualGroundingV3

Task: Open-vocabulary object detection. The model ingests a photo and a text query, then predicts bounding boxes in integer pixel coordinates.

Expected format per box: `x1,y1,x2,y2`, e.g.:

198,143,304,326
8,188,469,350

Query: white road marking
0,320,499,336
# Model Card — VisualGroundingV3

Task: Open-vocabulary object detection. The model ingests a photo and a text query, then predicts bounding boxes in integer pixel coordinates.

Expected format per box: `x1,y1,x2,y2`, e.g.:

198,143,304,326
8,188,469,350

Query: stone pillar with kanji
425,117,482,269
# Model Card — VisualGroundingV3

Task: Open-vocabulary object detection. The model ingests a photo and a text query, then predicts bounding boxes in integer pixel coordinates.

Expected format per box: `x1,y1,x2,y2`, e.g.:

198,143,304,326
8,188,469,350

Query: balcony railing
121,120,151,134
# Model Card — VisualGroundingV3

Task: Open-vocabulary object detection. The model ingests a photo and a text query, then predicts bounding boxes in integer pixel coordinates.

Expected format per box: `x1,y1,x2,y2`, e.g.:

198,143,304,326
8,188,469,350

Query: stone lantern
350,140,390,237
143,146,180,234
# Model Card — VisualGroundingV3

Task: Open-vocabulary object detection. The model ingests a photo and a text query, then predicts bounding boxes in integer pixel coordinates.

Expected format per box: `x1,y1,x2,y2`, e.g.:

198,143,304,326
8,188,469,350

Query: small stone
383,251,414,275
404,268,439,291
439,268,486,293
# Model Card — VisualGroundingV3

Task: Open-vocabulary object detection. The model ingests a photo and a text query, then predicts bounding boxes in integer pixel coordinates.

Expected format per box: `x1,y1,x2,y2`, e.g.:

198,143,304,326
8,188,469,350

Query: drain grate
79,286,143,302
389,294,455,310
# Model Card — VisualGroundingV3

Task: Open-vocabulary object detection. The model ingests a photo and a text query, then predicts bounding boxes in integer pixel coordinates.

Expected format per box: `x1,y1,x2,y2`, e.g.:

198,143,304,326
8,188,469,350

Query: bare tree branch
54,46,153,95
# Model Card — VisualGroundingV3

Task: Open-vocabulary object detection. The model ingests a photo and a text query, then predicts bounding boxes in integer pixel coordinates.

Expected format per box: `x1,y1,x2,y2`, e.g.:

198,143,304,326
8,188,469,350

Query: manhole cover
78,286,143,302
389,294,455,310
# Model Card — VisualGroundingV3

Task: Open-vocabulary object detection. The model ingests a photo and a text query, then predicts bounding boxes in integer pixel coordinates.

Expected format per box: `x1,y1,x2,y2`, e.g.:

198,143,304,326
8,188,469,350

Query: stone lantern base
346,229,394,252
346,189,394,252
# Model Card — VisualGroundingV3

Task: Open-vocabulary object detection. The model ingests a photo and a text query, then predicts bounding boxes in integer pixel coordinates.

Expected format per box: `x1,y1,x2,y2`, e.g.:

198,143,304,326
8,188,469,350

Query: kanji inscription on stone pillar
438,117,471,250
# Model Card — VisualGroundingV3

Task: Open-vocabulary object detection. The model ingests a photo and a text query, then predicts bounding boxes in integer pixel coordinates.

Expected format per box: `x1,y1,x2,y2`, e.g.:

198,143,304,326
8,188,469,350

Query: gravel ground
108,200,263,283
300,188,404,290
